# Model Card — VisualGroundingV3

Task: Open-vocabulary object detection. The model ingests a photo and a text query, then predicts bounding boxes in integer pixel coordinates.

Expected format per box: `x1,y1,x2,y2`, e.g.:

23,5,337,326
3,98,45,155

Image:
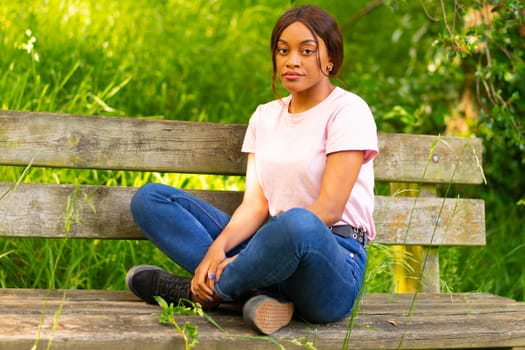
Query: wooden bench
1,109,524,350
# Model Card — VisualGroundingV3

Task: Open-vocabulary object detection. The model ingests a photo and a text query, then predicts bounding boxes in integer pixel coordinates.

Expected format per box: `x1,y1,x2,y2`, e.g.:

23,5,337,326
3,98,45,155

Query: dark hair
270,5,344,95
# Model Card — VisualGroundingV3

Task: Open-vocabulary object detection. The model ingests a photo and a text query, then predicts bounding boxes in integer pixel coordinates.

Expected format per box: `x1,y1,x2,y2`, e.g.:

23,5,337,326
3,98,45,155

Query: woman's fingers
191,278,214,301
191,246,227,302
192,263,215,301
216,254,238,281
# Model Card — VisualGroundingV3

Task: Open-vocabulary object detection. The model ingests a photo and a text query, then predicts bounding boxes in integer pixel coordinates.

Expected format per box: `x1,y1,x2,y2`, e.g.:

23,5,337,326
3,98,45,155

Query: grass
1,0,285,119
1,0,524,304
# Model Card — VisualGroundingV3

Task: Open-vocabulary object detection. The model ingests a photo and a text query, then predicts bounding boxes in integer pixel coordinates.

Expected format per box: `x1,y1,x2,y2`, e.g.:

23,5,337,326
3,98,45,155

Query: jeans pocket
339,240,366,285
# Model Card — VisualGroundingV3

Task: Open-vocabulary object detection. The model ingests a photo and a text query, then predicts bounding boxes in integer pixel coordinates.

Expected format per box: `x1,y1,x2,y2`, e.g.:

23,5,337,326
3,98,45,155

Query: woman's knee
131,183,155,214
278,208,325,235
262,208,327,249
130,183,179,216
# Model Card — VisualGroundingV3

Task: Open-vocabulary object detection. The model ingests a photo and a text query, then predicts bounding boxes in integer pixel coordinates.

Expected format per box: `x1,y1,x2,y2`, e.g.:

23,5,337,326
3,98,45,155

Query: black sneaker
126,265,191,305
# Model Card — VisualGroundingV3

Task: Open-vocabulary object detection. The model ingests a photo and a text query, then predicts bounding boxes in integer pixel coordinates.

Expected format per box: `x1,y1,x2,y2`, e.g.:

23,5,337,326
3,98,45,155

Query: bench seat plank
0,110,484,184
1,289,524,350
0,183,485,245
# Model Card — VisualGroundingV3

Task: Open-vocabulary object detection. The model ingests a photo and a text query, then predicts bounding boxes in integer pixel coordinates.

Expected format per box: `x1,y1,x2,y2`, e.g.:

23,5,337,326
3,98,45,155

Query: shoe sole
243,295,294,335
125,264,163,299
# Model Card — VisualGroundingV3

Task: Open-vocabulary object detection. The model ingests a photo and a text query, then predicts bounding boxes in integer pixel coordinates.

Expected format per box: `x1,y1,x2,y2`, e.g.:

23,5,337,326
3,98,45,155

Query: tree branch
341,0,386,30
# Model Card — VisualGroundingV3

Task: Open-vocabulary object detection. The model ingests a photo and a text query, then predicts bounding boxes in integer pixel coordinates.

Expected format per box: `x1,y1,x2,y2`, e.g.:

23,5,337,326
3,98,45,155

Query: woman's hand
191,153,268,302
191,244,226,301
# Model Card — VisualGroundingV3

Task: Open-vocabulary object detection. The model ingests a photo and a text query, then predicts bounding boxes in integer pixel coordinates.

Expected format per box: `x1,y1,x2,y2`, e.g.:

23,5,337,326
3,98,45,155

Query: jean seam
309,248,359,290
169,194,227,233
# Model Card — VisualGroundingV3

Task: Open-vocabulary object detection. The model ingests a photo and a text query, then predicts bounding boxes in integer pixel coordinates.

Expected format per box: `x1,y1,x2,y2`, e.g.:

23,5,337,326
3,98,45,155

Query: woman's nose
286,51,300,67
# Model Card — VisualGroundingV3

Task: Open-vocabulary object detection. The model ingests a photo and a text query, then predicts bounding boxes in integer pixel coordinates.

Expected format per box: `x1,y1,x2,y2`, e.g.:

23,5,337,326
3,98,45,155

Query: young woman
126,4,377,335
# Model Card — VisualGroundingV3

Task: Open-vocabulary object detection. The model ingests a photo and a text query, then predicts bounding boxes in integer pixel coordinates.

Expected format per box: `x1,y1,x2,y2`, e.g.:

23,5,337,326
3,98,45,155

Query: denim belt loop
330,225,367,246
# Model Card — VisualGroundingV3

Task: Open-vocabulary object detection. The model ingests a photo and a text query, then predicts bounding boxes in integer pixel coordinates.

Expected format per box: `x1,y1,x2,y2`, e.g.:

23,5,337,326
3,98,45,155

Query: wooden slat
0,110,484,184
0,183,485,245
0,110,247,175
0,183,242,240
1,289,524,350
375,195,485,245
376,132,485,184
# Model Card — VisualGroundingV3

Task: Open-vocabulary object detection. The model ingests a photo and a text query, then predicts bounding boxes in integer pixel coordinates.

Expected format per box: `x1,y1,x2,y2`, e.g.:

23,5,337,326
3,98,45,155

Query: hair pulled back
270,5,344,94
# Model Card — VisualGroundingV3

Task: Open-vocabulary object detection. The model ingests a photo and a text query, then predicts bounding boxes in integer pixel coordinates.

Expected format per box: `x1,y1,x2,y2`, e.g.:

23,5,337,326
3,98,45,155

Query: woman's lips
283,71,303,80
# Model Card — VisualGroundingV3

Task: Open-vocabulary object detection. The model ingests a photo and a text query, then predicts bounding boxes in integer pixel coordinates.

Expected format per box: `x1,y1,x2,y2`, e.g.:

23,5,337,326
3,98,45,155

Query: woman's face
275,21,332,95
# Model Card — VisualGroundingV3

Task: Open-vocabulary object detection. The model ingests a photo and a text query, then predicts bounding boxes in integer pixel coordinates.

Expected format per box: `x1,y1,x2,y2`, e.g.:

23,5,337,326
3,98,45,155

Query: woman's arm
212,153,268,252
307,150,365,226
191,153,268,300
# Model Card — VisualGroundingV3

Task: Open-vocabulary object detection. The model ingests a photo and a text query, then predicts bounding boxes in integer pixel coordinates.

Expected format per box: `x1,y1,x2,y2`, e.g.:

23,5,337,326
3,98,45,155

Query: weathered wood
1,110,514,350
376,132,485,184
0,110,247,175
1,289,524,350
415,185,441,293
0,110,485,184
0,182,485,245
391,183,442,293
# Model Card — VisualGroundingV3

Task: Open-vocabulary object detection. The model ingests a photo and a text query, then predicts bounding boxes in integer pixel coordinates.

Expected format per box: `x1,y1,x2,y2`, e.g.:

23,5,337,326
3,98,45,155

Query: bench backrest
0,110,486,291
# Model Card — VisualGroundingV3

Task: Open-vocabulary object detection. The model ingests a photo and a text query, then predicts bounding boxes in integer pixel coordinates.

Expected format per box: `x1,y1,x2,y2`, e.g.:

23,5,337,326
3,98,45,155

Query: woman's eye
277,48,288,55
302,48,315,55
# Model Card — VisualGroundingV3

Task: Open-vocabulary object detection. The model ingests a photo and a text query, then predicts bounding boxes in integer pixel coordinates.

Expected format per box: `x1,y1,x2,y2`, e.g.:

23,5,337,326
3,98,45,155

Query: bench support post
420,246,440,292
390,183,440,293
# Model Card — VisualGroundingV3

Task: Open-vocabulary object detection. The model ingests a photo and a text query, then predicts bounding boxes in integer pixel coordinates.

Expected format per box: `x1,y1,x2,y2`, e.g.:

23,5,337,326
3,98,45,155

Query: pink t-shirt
241,87,378,240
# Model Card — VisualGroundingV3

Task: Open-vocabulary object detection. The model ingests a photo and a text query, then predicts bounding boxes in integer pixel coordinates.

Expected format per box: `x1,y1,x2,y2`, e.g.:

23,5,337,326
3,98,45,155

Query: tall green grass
0,0,280,289
1,0,287,119
441,189,525,299
1,0,523,302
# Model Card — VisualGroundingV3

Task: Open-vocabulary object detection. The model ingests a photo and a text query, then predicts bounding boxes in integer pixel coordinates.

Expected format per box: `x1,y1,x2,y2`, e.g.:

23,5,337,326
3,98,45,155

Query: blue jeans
130,183,367,323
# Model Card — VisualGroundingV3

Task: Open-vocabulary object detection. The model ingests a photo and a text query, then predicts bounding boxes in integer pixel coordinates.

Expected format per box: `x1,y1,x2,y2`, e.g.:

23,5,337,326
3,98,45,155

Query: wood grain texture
0,110,501,349
0,110,246,175
0,110,485,183
0,289,524,350
0,183,485,245
375,131,485,184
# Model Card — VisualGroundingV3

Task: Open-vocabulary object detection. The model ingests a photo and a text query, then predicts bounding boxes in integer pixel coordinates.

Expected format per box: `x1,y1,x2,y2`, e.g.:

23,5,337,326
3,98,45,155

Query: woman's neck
288,81,335,114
